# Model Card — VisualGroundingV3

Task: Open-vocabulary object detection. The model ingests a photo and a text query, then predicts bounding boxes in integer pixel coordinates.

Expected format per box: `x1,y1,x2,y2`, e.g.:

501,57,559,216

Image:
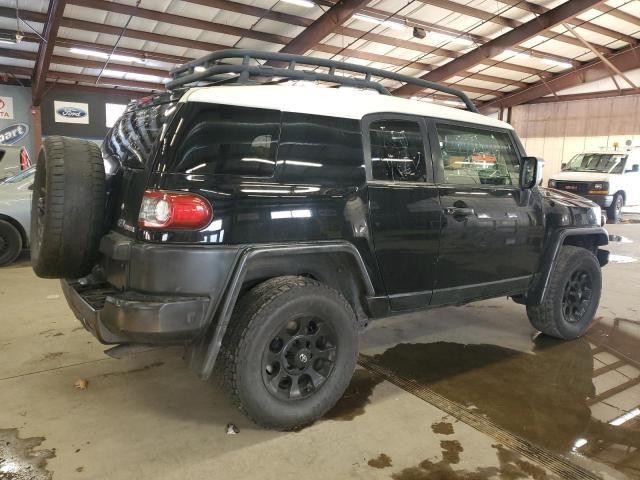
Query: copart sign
0,123,30,144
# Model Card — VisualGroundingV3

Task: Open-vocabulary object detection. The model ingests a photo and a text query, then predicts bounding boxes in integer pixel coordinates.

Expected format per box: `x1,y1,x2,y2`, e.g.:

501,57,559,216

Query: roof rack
167,49,478,113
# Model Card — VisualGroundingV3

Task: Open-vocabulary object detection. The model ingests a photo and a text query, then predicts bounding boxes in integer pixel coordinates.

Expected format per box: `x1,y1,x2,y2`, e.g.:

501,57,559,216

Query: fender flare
196,241,375,380
526,227,609,306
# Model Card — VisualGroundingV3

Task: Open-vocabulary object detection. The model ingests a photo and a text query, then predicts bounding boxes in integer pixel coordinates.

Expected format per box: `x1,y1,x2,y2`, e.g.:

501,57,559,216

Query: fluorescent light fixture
505,49,530,58
69,47,143,64
429,31,474,46
541,58,573,69
352,13,405,31
281,0,315,7
609,408,640,426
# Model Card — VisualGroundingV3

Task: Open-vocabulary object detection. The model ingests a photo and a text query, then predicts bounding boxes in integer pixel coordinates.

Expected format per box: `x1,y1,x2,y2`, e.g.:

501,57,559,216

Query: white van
548,148,640,223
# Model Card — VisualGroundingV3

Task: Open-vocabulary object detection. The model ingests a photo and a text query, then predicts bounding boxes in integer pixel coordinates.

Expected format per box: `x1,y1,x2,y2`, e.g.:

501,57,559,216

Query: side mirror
520,156,544,189
561,162,568,171
628,165,640,173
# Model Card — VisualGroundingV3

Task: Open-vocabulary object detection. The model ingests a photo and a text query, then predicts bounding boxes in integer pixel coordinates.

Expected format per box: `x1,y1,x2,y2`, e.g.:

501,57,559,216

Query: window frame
362,113,434,185
426,117,525,189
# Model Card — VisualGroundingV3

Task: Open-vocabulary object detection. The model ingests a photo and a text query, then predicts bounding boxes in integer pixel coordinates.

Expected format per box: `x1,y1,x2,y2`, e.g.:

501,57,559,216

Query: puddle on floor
0,428,55,480
362,317,640,479
323,369,383,421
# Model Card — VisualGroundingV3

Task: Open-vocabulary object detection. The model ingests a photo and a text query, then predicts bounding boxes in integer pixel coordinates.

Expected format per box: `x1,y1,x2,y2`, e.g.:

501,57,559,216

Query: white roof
182,85,513,130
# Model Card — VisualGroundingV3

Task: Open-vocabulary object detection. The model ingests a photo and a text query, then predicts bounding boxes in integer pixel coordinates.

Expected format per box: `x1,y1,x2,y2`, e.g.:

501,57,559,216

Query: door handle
445,207,475,217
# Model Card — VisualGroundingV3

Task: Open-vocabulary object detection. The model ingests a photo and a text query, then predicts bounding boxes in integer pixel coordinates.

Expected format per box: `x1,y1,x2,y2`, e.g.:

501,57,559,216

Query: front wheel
527,246,602,340
606,193,623,224
219,276,359,430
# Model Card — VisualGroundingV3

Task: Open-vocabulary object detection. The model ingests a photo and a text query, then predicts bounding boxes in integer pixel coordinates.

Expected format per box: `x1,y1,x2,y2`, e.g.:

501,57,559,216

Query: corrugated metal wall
510,94,640,182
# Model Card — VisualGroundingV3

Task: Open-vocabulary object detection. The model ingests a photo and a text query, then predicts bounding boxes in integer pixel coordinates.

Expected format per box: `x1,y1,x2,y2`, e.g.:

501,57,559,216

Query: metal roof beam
393,0,608,97
414,0,613,53
32,0,67,106
525,88,639,104
492,0,638,46
479,44,640,110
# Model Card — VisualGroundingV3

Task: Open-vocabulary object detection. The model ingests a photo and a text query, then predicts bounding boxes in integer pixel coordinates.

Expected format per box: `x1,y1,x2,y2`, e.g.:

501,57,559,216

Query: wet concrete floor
1,220,639,479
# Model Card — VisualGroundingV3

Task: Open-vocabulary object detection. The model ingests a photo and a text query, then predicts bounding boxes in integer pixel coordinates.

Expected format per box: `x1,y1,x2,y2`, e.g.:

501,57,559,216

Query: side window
278,113,364,183
169,104,281,177
436,123,520,186
369,119,426,182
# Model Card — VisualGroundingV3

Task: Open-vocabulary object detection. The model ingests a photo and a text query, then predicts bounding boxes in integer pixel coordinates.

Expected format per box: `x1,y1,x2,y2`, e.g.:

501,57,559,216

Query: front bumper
62,232,239,344
585,194,614,208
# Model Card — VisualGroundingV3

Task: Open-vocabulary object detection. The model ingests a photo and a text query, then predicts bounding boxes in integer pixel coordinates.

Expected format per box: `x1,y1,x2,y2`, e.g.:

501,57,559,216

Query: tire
219,276,359,430
30,136,105,279
606,193,623,224
527,246,602,340
0,220,22,267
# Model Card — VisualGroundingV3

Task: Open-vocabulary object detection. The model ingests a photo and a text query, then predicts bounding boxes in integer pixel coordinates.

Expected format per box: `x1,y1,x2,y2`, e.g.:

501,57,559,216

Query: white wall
510,94,640,183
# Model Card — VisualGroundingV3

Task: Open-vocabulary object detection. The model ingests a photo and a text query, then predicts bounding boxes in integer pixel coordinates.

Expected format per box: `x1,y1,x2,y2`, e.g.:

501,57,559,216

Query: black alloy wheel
262,316,337,401
562,269,593,324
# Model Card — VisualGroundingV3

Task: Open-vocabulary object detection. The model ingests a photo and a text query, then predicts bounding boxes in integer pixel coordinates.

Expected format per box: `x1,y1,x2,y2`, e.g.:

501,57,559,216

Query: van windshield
564,153,627,174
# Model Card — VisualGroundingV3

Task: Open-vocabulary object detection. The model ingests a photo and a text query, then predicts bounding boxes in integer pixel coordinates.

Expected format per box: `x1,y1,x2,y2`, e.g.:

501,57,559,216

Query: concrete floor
1,219,639,480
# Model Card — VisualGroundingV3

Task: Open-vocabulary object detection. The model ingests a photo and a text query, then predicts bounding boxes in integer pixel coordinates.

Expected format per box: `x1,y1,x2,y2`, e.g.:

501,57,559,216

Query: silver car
0,166,34,266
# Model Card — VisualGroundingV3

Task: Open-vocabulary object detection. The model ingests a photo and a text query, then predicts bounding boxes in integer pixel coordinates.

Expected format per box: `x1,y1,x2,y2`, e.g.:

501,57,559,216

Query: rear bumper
61,280,210,344
584,194,614,208
62,231,239,344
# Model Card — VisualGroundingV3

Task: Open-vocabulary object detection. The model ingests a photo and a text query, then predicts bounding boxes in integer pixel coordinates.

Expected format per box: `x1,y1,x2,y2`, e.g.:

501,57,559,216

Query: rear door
428,119,544,305
365,114,441,311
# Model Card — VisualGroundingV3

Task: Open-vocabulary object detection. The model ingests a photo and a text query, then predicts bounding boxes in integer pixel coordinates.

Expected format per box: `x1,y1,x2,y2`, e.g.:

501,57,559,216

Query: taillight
19,148,30,170
138,190,212,230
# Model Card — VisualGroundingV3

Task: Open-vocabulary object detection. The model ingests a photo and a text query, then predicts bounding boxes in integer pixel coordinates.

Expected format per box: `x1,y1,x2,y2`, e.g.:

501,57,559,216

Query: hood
539,187,599,209
549,171,611,182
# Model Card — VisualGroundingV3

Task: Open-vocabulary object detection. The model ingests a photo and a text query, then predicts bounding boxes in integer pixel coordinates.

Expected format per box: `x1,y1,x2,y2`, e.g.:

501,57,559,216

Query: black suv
31,51,609,430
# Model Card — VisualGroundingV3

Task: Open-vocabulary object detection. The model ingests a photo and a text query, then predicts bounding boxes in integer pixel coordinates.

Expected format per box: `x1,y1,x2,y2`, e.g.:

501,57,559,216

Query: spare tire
31,136,105,279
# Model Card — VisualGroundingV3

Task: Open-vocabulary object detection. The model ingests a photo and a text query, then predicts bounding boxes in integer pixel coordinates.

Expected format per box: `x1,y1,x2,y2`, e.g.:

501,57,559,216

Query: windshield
564,153,627,174
1,165,35,184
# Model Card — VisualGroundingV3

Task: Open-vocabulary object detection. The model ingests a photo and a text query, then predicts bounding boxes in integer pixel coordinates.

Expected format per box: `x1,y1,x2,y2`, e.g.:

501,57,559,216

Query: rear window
103,102,176,169
164,103,281,177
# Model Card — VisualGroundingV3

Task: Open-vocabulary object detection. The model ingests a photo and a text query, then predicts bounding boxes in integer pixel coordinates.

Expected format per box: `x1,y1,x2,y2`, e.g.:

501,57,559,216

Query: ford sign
0,123,30,145
56,106,87,118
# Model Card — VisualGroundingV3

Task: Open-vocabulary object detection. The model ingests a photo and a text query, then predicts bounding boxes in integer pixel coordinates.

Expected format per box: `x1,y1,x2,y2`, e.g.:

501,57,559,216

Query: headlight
588,182,609,195
548,179,556,188
589,205,602,225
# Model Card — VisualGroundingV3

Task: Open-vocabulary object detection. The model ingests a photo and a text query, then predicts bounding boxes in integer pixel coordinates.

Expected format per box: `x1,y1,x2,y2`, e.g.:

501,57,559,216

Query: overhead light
280,0,315,7
429,31,475,46
542,58,573,69
69,48,144,64
413,27,426,39
0,33,17,44
505,49,530,58
352,13,405,31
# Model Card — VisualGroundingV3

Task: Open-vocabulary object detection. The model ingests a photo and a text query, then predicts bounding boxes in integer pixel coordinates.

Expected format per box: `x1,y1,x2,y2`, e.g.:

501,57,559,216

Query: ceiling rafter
2,64,164,91
487,0,638,46
65,0,578,69
0,6,540,90
392,0,609,98
32,0,67,105
414,0,616,53
479,44,640,110
525,87,639,104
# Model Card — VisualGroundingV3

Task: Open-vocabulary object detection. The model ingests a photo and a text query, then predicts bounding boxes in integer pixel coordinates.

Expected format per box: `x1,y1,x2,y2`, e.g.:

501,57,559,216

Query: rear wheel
0,220,22,266
30,136,105,279
219,276,358,430
606,193,623,224
527,246,601,340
